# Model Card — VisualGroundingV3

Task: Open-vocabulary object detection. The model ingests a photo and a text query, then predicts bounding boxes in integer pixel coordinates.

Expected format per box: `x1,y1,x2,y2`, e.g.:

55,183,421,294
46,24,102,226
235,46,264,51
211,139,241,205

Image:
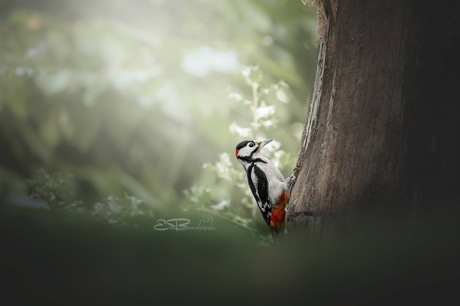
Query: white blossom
229,122,251,137
255,102,275,120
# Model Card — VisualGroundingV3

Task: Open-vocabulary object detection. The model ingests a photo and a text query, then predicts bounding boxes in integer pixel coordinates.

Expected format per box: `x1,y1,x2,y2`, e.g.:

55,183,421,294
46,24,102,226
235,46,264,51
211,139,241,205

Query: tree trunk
287,0,460,233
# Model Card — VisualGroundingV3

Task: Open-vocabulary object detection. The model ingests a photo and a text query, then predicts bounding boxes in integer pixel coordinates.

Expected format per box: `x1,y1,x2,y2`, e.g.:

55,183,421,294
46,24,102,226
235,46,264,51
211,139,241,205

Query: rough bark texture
287,0,460,233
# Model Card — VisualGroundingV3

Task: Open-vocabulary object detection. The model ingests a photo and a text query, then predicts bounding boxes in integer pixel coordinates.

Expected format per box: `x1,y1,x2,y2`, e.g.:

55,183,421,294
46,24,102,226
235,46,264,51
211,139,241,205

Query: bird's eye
249,142,255,147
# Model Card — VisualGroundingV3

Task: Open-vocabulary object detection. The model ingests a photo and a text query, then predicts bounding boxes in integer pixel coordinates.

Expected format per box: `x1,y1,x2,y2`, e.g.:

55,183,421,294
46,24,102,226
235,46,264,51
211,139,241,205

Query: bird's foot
285,174,296,189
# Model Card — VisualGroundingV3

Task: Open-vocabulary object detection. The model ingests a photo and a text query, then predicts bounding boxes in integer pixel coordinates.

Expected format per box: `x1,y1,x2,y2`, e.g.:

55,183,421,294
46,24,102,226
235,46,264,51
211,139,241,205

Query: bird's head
235,139,272,163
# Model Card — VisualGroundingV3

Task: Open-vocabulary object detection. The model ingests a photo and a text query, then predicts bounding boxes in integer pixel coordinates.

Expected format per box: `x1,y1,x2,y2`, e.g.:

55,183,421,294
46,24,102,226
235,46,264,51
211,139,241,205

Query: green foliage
26,169,82,211
2,203,459,304
22,168,155,225
92,194,154,224
0,1,317,234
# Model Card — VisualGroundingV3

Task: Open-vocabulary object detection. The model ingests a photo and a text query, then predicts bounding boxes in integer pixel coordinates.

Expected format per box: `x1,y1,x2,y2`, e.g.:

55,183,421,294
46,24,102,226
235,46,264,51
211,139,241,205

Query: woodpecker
235,139,294,235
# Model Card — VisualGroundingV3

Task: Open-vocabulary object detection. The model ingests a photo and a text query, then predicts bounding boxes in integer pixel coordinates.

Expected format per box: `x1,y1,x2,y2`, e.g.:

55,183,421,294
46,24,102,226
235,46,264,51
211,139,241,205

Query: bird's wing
247,163,271,226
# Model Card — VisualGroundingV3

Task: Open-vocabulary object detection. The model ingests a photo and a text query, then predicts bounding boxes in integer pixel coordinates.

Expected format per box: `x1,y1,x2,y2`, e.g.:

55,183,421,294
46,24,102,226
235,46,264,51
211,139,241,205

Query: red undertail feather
270,190,289,233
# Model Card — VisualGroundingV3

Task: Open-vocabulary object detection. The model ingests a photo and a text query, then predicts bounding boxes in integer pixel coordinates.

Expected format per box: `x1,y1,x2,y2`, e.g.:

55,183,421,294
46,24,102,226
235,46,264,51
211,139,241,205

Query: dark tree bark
287,0,460,233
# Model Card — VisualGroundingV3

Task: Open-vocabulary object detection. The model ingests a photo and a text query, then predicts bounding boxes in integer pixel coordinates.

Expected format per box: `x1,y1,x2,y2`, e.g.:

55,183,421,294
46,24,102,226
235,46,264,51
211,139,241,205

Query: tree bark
287,0,460,233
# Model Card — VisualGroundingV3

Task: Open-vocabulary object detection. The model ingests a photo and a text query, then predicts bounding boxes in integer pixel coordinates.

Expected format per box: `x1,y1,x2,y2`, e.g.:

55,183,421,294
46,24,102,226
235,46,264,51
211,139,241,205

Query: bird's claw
286,174,296,189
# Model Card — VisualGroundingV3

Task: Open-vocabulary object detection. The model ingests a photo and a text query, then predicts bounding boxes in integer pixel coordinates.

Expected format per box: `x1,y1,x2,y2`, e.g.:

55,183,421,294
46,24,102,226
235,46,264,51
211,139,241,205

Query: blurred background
0,0,318,227
2,2,459,304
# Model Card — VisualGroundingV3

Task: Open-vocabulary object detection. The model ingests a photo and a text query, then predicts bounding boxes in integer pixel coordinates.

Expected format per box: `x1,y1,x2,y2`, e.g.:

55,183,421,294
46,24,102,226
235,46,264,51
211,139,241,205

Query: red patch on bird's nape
235,149,239,157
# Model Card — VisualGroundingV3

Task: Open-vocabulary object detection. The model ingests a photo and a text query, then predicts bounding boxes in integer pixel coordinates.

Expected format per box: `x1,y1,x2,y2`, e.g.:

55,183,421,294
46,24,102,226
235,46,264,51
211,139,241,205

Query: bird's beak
258,139,273,149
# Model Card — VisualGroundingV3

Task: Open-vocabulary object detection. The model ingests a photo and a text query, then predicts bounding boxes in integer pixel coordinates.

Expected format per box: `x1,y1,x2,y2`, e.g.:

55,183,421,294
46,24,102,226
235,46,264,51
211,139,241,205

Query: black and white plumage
235,139,293,234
